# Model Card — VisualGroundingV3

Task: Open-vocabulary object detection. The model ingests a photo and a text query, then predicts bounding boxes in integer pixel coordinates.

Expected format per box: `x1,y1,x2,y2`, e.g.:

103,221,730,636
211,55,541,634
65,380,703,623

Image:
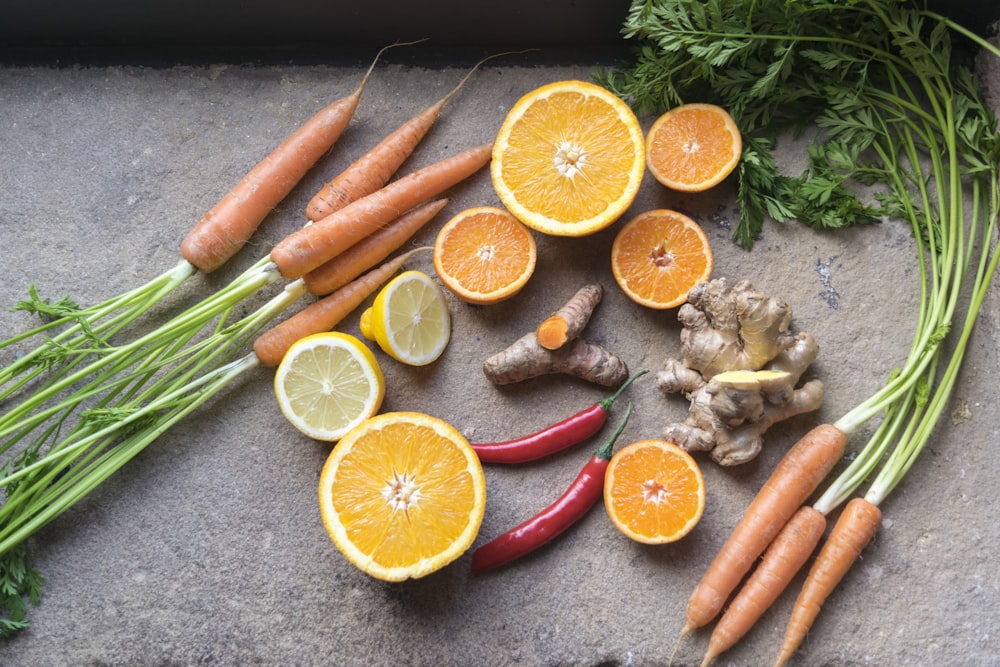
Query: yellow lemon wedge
360,270,450,366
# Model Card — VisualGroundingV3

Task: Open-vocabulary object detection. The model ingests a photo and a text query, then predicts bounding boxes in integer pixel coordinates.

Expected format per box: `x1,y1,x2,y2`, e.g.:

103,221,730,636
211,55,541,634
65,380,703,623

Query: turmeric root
536,283,603,350
483,332,629,387
657,278,824,465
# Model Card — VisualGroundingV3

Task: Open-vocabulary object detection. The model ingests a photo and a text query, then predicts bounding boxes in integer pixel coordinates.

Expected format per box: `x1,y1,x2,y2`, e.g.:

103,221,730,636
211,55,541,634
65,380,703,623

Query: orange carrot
700,506,827,667
304,55,495,222
270,143,492,279
178,41,409,274
773,497,882,667
252,248,425,367
681,424,847,639
304,198,447,296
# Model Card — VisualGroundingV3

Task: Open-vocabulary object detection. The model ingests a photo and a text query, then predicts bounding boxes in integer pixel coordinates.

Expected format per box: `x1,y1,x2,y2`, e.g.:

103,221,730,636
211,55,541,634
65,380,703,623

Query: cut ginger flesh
603,439,705,544
318,412,486,581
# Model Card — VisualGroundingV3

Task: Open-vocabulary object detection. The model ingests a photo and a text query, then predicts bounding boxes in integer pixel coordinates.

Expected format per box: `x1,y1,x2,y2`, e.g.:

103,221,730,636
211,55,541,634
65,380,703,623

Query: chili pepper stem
595,401,633,460
597,370,648,413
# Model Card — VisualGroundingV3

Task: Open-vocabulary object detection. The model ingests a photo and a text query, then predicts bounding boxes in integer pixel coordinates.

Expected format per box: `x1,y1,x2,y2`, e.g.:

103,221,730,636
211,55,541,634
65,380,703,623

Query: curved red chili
470,370,645,464
470,402,633,575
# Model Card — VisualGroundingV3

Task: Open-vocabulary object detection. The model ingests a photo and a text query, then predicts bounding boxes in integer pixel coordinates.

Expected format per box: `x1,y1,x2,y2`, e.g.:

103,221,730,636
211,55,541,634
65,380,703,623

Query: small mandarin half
433,206,537,305
490,80,646,237
603,439,706,544
645,102,742,193
611,209,713,309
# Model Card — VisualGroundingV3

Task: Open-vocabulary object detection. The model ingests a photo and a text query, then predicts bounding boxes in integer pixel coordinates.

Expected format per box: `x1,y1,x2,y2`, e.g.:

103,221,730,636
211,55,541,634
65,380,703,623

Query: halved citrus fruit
433,206,537,305
359,270,450,366
610,209,713,310
318,411,487,581
273,332,385,442
645,102,742,193
603,439,705,544
491,80,645,237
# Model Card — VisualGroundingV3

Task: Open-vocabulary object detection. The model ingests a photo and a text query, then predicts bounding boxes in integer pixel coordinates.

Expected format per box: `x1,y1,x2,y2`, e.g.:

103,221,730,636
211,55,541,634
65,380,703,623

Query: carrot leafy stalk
603,0,1000,663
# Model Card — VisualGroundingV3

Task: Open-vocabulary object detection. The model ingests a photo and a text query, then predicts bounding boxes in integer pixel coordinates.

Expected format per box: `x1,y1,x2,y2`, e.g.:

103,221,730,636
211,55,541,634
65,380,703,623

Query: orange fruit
603,439,705,544
433,206,537,305
610,209,713,309
490,80,645,237
645,103,742,192
318,411,487,581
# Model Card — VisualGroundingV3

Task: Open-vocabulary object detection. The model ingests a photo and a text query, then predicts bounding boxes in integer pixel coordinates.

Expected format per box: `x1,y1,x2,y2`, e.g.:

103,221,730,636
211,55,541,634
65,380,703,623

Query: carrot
303,198,447,296
252,247,425,367
773,497,881,667
178,41,410,274
270,143,492,279
700,506,827,667
680,424,847,640
304,54,499,222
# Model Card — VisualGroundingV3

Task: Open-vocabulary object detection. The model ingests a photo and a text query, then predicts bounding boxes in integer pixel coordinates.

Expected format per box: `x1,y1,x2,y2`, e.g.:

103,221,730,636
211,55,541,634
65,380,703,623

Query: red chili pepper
470,402,633,575
470,370,645,464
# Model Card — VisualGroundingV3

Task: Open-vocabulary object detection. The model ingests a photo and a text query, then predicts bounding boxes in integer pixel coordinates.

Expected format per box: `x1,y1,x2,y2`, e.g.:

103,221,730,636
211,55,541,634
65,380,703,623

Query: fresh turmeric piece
483,332,629,387
536,283,603,350
657,278,824,465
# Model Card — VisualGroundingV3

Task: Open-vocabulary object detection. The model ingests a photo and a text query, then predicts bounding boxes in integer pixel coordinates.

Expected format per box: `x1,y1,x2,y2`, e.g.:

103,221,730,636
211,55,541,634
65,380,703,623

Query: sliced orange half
491,80,646,237
603,439,705,544
645,102,742,193
610,209,713,310
318,411,487,581
433,206,537,305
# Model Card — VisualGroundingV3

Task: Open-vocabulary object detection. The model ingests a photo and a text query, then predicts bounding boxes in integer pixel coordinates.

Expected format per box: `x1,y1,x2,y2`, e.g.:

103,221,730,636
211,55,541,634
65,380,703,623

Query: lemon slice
360,270,451,366
273,332,385,442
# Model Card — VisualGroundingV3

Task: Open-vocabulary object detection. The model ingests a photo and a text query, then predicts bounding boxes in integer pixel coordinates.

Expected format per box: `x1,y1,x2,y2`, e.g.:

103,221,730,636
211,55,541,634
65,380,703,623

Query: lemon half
273,332,385,442
360,270,451,366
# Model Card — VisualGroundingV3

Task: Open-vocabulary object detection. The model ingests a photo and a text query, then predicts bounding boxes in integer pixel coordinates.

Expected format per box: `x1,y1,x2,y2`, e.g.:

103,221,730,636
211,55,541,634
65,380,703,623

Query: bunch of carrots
0,43,508,634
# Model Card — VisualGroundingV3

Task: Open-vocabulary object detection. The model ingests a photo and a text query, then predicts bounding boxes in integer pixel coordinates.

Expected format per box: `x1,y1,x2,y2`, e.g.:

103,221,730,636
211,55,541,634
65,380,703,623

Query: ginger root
657,278,824,465
483,283,629,387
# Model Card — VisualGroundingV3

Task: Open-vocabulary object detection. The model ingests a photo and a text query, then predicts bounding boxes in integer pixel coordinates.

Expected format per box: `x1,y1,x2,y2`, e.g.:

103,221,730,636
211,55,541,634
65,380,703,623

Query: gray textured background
1,34,999,667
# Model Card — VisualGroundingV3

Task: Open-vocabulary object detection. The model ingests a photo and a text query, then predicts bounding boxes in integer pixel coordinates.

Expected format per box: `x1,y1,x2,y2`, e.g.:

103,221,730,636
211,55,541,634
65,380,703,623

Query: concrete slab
0,44,998,666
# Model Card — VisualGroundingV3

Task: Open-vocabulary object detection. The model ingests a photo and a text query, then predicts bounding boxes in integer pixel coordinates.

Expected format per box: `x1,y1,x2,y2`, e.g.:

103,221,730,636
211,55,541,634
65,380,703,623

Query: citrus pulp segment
318,411,487,581
611,209,713,310
273,332,385,442
360,270,450,366
433,206,537,305
645,102,742,192
490,80,645,237
603,439,705,544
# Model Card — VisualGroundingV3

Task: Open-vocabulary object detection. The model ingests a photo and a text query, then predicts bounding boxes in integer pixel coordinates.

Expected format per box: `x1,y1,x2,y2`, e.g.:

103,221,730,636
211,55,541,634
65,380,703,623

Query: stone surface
0,46,998,666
